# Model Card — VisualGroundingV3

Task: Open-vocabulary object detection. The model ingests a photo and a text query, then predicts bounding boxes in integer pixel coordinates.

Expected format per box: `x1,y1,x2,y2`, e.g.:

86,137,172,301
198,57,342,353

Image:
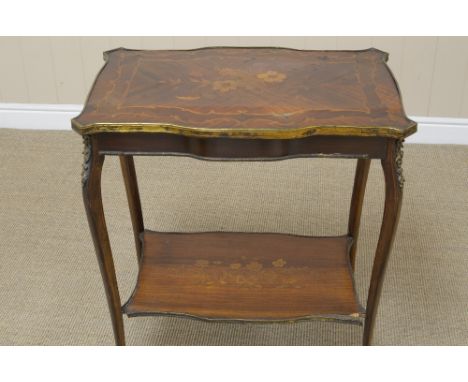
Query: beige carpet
0,128,467,345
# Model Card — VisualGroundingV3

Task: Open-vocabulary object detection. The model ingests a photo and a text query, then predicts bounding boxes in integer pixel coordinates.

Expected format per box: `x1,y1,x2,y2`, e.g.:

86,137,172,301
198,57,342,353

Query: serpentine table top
72,47,416,139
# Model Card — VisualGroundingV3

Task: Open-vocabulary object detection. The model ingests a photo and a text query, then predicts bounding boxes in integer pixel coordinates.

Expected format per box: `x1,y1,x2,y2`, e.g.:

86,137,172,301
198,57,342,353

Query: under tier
123,231,365,323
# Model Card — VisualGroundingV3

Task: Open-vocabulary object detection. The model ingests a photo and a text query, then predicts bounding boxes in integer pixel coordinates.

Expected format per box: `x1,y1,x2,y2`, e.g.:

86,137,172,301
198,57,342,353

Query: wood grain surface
123,231,365,322
72,47,416,139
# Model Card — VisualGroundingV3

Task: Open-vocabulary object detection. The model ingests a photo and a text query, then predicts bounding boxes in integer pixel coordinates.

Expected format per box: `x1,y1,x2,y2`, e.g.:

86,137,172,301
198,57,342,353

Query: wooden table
72,47,416,345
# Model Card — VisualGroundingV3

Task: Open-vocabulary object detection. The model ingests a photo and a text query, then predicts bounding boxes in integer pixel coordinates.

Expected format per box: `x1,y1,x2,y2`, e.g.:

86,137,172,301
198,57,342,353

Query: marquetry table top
72,47,416,139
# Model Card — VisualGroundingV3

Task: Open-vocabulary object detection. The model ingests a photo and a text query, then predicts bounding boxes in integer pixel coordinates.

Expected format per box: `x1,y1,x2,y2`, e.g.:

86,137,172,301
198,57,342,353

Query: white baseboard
1,103,467,145
404,116,468,145
0,103,82,131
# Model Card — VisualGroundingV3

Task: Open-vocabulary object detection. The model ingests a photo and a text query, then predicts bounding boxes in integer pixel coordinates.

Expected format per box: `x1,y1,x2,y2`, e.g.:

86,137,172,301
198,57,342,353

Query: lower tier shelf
122,230,365,323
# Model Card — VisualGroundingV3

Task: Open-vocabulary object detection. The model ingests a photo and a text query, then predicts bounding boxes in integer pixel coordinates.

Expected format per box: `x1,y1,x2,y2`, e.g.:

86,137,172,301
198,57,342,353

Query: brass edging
122,310,365,326
71,118,417,140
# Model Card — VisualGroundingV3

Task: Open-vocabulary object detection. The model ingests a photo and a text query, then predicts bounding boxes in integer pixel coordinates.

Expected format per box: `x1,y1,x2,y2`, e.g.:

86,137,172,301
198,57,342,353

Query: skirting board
0,103,467,145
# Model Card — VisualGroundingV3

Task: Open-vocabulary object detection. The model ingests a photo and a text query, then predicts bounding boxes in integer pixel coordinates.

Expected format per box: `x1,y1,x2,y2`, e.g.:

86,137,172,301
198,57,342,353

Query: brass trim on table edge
71,119,418,140
104,46,390,56
121,309,366,326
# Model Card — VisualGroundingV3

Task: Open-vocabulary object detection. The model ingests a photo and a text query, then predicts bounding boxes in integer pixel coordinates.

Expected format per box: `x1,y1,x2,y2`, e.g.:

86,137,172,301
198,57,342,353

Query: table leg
82,136,126,346
348,158,371,270
119,155,144,261
363,140,404,345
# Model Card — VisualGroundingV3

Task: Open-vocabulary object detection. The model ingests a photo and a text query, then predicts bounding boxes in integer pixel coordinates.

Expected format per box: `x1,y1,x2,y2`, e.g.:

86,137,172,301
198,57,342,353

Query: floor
0,129,467,345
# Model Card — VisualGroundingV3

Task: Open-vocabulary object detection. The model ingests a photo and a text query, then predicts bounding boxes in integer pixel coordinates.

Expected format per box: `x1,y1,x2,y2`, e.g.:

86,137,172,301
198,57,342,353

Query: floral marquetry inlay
212,79,237,93
188,259,304,289
72,47,417,139
256,70,286,83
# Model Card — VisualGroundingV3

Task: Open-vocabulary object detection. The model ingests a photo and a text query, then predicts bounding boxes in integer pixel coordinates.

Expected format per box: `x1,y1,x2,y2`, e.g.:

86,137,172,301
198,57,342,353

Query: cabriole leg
363,140,404,345
82,135,126,346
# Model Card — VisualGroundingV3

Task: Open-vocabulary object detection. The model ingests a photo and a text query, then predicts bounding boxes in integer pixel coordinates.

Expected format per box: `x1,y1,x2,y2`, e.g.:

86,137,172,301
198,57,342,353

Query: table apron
94,133,389,160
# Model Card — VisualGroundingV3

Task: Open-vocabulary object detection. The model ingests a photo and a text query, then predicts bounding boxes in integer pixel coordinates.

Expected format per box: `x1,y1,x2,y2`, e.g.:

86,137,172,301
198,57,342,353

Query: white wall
1,36,468,118
1,37,468,143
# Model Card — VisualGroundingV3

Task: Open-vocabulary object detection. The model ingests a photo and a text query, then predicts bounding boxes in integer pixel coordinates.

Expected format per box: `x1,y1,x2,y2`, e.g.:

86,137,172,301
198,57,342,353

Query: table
72,47,417,345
